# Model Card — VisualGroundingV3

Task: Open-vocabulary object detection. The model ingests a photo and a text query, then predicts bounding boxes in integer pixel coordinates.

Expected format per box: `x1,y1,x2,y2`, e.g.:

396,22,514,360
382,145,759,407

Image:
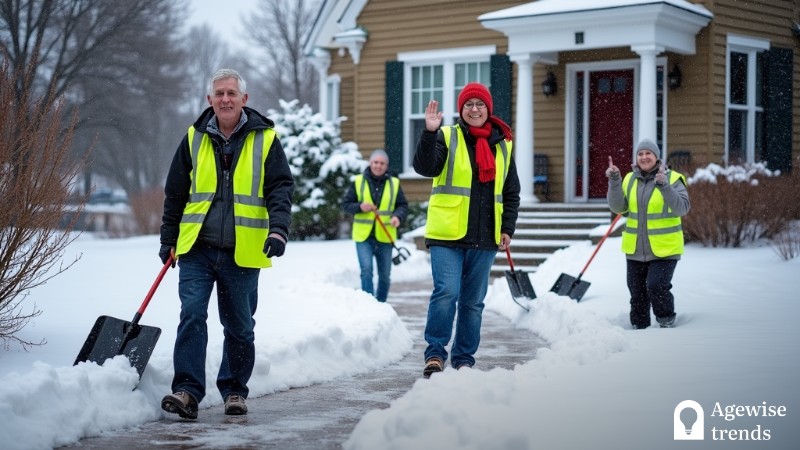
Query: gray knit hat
635,139,661,159
369,149,389,163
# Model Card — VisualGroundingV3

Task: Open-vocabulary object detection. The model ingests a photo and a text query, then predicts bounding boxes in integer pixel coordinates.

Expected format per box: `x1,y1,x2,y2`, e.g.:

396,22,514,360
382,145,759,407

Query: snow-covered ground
1,230,798,450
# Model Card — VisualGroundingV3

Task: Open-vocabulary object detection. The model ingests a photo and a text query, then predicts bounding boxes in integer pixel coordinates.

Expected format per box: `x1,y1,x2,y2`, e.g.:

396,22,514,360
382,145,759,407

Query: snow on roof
480,0,713,22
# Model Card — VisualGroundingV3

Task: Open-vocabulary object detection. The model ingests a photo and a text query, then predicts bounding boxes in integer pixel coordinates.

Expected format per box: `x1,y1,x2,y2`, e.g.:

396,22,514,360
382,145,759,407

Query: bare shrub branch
683,163,797,247
0,60,90,350
770,222,800,261
129,187,165,236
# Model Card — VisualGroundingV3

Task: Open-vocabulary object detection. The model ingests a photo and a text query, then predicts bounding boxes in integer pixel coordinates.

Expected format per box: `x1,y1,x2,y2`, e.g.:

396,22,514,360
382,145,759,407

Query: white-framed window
398,46,495,175
725,34,769,165
324,74,340,121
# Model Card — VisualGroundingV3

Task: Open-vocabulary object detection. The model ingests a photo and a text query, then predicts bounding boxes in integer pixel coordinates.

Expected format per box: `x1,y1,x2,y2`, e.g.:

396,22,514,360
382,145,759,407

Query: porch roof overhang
303,0,369,64
479,0,713,57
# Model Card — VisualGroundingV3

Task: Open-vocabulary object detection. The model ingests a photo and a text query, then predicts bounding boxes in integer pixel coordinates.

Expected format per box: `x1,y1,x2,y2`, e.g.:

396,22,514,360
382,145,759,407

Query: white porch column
632,44,664,145
308,48,331,118
510,53,539,204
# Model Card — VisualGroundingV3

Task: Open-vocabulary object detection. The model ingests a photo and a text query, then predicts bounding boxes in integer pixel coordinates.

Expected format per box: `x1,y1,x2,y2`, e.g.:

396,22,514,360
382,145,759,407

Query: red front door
588,70,634,198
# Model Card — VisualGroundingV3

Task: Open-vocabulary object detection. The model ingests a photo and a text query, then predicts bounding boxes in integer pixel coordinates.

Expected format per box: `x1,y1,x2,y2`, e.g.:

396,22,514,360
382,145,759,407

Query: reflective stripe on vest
351,174,400,243
621,170,686,257
176,126,276,268
424,125,511,244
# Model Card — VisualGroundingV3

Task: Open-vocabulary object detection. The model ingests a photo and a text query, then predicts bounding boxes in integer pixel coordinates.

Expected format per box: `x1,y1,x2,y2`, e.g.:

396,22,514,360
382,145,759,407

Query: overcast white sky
186,0,257,51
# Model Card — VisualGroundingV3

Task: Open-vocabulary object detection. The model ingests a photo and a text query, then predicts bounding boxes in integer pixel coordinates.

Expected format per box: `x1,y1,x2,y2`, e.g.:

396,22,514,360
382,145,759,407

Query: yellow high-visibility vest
176,126,276,268
351,174,400,243
424,125,511,244
621,170,686,257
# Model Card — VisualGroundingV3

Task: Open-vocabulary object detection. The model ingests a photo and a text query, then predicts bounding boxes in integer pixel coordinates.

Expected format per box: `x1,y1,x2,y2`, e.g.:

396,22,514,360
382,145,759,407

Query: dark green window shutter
385,61,404,171
490,54,512,125
763,46,792,173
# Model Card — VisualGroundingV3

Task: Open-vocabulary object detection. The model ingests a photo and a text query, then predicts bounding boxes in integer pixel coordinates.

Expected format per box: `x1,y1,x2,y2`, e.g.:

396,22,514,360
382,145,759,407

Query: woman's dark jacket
413,120,520,250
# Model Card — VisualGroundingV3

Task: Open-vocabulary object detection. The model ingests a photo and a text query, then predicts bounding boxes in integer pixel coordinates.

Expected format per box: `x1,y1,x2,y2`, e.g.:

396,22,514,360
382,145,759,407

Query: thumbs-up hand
606,156,620,180
655,162,667,186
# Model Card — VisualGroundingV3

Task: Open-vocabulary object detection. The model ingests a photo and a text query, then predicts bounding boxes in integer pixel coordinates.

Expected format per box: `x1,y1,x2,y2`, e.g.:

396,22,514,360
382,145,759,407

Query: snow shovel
504,246,536,311
74,256,173,378
373,212,411,265
551,213,622,302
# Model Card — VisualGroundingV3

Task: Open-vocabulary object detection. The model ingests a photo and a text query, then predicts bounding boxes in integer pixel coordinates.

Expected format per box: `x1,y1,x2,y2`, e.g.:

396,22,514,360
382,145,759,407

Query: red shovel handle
505,246,516,273
132,255,174,325
373,212,397,246
578,213,622,276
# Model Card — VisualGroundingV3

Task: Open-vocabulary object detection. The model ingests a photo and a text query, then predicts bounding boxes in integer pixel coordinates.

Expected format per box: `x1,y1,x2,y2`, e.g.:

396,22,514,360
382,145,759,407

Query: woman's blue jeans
355,237,393,302
172,243,260,403
424,245,496,368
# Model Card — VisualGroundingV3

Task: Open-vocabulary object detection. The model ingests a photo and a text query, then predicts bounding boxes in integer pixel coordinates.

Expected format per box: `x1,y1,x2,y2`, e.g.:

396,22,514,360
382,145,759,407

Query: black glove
159,244,175,267
263,236,286,258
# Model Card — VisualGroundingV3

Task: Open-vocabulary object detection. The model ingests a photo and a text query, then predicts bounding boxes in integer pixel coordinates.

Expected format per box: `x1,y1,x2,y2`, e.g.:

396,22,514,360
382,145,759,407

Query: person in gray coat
606,139,690,329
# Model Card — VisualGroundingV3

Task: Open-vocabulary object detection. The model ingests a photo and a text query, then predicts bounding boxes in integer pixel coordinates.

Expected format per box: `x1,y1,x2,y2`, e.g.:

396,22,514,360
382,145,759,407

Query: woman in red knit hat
413,82,521,378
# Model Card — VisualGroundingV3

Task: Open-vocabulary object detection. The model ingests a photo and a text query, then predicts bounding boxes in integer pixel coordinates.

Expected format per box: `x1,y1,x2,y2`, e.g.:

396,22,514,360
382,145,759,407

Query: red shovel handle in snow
132,255,173,325
505,246,517,273
373,212,411,265
577,213,622,278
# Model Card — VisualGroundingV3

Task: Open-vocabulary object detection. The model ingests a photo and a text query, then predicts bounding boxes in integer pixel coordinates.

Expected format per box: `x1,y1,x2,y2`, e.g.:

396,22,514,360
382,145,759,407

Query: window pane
755,52,764,107
729,52,747,105
755,111,764,163
657,66,664,151
575,71,584,197
409,119,427,151
480,63,490,82
434,66,443,89
727,109,747,164
598,78,611,93
613,77,627,93
455,64,466,87
422,66,431,87
411,65,443,114
656,66,664,91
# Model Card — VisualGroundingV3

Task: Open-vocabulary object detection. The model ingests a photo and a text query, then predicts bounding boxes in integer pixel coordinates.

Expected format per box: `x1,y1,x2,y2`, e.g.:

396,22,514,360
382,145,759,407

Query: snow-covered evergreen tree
269,100,365,240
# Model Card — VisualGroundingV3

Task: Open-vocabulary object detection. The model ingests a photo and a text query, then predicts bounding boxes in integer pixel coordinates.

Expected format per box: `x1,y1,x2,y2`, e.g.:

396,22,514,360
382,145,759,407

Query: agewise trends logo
674,400,705,440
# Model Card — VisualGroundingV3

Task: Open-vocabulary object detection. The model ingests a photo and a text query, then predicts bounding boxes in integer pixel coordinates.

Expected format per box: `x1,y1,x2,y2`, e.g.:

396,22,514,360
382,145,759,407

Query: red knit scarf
468,122,496,183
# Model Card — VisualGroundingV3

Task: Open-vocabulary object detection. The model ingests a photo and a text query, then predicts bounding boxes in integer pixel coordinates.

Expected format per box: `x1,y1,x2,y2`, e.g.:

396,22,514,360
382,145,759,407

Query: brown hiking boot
423,357,444,379
224,394,248,415
161,391,198,419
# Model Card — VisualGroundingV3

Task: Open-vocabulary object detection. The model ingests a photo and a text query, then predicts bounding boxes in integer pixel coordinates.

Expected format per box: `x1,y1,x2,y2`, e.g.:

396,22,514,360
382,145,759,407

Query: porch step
490,203,614,279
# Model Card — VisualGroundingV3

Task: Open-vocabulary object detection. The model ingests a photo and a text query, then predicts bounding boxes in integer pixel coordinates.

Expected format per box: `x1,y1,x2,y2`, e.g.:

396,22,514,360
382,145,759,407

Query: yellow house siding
340,0,521,201
323,0,798,202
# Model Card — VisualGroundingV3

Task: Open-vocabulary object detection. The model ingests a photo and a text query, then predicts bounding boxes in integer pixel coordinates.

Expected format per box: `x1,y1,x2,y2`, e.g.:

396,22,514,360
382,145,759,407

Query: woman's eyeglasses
462,101,486,110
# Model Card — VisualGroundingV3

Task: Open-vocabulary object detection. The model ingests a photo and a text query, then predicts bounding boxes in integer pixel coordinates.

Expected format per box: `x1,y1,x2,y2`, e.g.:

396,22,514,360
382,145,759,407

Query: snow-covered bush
683,162,798,247
269,100,365,240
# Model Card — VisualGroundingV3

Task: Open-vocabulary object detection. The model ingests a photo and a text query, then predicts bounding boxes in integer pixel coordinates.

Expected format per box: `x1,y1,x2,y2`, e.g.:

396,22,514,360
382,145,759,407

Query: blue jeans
172,242,260,402
355,237,393,302
424,245,496,368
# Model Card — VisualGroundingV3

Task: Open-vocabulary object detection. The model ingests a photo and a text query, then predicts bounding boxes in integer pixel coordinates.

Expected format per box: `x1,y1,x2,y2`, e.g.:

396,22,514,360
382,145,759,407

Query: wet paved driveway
67,280,545,449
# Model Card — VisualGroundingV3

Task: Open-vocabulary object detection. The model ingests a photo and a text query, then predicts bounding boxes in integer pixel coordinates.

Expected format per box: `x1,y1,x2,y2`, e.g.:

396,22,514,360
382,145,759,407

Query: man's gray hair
208,69,247,95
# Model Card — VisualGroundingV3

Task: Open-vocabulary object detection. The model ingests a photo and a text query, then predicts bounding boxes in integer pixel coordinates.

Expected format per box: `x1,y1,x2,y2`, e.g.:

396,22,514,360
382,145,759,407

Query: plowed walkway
67,279,545,449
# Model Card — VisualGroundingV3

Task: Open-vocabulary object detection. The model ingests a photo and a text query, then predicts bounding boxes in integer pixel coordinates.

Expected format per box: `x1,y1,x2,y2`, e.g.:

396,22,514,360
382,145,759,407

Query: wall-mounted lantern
542,71,558,97
668,64,682,90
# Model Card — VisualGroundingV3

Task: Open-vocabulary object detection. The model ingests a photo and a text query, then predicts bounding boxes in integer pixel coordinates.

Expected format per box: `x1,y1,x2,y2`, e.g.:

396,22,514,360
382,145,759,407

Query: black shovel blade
550,273,591,302
505,270,537,300
392,246,411,265
74,315,161,378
